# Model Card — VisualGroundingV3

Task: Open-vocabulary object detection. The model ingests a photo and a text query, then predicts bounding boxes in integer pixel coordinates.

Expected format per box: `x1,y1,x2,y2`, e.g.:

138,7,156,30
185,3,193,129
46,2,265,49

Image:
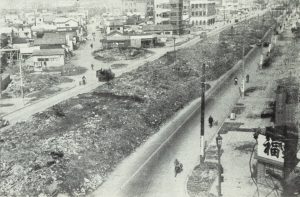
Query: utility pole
200,63,205,163
173,37,176,62
19,53,24,102
241,44,245,98
0,38,2,99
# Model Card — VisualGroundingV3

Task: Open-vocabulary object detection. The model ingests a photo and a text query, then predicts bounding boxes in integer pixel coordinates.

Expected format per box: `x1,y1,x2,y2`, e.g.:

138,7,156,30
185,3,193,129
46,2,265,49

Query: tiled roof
34,33,66,45
12,37,28,44
143,24,175,31
32,49,65,56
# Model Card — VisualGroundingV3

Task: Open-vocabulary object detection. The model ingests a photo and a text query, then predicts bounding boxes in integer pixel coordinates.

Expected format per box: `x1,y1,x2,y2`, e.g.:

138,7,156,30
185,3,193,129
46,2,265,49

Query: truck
96,68,115,82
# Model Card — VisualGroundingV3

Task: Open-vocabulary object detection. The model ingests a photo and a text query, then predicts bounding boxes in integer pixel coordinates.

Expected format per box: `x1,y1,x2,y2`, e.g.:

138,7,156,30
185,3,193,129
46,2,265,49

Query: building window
196,11,198,16
171,12,177,16
191,4,194,8
203,11,206,15
191,12,194,16
196,20,198,25
195,4,198,8
200,4,202,8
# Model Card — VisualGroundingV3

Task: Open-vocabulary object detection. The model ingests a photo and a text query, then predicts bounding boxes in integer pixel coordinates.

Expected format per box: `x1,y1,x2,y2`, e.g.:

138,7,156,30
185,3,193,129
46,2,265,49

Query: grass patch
187,162,218,197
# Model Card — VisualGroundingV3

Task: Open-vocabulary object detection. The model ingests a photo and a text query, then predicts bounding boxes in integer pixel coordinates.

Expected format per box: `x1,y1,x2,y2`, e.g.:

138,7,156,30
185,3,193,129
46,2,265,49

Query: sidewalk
187,16,297,197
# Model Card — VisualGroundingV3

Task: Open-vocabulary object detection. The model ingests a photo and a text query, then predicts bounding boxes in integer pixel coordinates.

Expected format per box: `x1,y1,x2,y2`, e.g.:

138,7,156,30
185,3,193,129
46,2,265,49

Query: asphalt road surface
91,38,265,197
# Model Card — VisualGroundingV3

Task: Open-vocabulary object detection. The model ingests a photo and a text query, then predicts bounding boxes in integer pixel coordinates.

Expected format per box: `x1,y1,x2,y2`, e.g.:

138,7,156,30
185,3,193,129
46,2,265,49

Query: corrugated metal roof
32,49,65,56
34,33,66,45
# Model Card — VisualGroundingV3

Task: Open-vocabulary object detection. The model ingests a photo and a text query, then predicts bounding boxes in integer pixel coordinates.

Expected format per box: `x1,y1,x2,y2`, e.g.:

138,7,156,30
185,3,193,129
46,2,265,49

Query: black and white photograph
0,0,299,196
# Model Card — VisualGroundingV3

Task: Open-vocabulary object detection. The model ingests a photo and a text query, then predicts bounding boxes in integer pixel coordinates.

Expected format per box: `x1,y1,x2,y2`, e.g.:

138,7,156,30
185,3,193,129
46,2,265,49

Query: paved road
1,13,243,125
91,42,264,197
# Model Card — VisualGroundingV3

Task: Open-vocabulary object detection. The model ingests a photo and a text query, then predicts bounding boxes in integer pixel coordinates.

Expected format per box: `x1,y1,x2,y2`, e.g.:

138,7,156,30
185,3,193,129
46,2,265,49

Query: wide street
0,10,264,125
91,13,274,196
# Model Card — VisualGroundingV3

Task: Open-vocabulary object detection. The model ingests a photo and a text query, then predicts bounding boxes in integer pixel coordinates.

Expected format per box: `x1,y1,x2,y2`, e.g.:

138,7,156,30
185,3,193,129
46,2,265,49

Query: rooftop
143,24,175,31
32,48,65,56
34,33,66,46
12,37,28,44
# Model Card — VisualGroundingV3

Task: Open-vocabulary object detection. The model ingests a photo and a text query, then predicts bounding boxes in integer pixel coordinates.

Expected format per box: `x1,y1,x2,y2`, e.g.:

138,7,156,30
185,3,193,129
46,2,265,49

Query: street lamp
216,133,223,197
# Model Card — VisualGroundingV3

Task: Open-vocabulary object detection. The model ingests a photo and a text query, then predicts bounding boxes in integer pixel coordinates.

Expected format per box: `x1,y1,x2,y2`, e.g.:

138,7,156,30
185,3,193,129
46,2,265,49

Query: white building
190,0,216,27
30,49,65,71
53,18,79,30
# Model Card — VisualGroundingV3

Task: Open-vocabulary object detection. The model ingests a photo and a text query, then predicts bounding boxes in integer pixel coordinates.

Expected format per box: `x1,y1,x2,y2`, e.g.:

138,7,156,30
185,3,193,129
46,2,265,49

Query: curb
183,27,273,197
0,84,77,119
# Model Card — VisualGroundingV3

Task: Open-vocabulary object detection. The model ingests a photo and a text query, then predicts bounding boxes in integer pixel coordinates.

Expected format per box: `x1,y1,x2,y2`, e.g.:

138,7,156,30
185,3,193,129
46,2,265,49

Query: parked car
96,68,115,82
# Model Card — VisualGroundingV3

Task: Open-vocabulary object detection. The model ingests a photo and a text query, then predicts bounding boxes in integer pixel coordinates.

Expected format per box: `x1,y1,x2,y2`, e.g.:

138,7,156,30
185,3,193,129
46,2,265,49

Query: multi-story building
223,0,238,11
122,0,147,16
146,0,154,18
190,0,216,27
154,0,184,35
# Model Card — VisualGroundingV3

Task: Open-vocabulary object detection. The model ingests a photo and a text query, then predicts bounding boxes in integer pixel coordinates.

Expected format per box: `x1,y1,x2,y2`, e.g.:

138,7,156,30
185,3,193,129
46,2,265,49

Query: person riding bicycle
174,159,183,177
234,77,238,85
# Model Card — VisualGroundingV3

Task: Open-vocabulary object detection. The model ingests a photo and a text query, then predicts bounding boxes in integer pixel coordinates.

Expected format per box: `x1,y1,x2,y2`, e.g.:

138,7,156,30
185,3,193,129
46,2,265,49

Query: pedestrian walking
90,43,93,49
246,74,249,83
208,115,214,128
91,64,94,70
82,76,86,85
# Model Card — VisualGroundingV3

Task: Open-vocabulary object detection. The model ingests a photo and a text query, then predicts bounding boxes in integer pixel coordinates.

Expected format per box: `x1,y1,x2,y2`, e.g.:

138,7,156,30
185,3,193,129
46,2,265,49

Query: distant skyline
0,0,122,10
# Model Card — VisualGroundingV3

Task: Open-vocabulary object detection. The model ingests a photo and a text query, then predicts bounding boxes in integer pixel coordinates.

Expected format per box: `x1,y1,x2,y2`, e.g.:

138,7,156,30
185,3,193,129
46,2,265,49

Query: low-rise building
34,33,66,49
101,31,158,48
105,21,125,35
12,37,29,49
30,48,65,71
53,18,79,31
143,24,174,35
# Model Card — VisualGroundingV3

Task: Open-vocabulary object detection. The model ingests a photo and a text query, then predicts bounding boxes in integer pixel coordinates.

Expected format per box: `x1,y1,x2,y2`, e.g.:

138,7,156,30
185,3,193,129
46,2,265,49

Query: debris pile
0,12,277,196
